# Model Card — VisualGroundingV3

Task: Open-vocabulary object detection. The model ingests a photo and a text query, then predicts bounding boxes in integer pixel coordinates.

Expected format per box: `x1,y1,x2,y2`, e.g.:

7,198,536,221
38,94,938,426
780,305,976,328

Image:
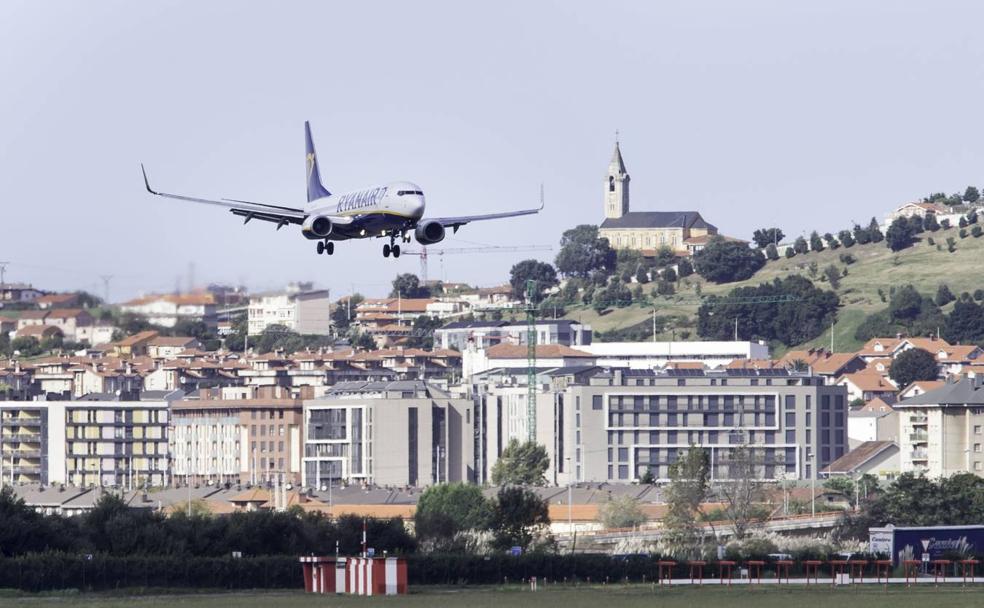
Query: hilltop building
598,140,719,256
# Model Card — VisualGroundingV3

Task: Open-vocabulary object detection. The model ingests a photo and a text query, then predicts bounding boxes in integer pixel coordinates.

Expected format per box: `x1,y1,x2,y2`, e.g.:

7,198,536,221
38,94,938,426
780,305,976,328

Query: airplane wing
430,187,545,231
141,164,307,226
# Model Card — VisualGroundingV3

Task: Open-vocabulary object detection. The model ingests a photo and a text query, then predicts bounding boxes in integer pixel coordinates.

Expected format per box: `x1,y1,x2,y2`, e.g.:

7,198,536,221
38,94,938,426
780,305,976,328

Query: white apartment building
896,377,984,477
120,294,218,328
248,289,331,336
579,341,771,370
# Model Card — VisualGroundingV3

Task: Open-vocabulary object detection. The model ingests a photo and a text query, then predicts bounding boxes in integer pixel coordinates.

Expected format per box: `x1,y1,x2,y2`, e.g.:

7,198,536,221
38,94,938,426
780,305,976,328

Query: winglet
141,164,160,195
539,183,545,210
304,121,331,202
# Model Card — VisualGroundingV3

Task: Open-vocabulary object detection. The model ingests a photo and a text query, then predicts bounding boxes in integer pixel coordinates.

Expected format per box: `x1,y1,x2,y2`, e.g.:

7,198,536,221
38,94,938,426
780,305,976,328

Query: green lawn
2,585,982,608
571,224,984,355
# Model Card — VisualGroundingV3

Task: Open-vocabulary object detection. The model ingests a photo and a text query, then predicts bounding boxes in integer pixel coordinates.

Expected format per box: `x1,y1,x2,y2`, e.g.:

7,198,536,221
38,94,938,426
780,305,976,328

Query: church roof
600,211,715,231
610,142,627,174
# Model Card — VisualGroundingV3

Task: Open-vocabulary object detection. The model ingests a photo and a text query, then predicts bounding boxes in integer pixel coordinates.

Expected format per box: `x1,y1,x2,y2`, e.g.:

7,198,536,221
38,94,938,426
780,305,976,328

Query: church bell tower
605,137,630,219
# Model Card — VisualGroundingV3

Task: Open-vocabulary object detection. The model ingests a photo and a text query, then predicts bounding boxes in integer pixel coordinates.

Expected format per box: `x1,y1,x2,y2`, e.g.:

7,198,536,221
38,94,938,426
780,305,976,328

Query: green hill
564,223,984,355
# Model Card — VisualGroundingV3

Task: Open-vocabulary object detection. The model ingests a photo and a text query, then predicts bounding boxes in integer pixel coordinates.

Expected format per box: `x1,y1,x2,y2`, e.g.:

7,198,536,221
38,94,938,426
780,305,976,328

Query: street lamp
565,457,573,535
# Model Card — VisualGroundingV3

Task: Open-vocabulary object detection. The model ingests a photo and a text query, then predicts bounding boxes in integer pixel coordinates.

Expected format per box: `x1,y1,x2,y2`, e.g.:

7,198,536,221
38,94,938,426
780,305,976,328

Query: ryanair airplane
141,122,543,257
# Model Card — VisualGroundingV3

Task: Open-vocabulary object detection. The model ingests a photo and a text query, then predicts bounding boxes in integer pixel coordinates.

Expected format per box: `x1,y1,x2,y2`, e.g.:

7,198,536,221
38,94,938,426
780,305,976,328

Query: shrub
838,253,856,265
973,225,983,238
960,228,968,239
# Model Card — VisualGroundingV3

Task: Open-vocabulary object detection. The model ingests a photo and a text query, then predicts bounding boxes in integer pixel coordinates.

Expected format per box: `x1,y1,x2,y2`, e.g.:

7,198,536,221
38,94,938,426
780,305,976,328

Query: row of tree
855,284,984,346
0,487,413,558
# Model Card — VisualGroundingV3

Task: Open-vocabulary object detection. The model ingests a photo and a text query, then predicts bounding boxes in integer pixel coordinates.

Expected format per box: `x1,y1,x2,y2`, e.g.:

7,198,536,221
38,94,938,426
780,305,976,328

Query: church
598,141,719,256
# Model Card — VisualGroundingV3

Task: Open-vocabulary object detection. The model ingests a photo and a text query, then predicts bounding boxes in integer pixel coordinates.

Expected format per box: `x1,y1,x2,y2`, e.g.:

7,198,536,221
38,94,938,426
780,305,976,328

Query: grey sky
2,1,982,301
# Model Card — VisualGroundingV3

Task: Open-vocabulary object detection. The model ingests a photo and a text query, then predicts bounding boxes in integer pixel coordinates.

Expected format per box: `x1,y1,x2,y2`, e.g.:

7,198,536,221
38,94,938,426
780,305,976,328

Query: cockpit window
397,190,424,196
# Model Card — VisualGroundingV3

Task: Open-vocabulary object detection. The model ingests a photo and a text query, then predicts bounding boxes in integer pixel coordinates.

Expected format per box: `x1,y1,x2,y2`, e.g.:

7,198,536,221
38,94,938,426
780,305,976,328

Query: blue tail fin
305,121,331,202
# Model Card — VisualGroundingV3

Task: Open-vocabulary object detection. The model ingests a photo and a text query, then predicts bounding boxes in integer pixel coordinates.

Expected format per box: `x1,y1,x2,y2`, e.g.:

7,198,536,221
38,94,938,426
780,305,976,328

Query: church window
609,176,615,192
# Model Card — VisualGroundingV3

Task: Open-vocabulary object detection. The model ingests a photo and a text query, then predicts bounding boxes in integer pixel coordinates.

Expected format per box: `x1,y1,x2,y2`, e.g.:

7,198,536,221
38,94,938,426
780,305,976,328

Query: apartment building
0,403,49,484
170,397,303,486
303,380,474,488
247,288,331,336
121,293,218,328
57,391,182,487
435,319,593,352
895,377,984,477
474,366,848,485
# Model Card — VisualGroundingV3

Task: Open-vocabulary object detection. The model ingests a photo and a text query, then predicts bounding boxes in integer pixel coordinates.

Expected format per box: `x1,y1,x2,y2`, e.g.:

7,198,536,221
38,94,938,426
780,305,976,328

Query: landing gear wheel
326,242,334,255
316,242,325,255
383,244,391,258
392,244,401,258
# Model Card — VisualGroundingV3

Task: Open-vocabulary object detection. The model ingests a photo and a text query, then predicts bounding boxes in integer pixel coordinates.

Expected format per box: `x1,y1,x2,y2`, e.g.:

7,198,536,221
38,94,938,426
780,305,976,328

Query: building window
592,396,603,410
975,444,982,453
976,426,982,435
609,176,615,192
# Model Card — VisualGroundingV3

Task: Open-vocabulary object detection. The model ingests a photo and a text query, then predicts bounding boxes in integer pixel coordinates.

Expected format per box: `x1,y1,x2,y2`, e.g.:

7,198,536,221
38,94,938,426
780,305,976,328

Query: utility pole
0,261,8,287
526,279,537,443
99,275,113,304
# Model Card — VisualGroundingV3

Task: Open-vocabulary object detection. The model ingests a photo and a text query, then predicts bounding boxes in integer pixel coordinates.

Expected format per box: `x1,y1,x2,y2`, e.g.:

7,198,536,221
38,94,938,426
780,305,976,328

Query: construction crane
401,245,552,284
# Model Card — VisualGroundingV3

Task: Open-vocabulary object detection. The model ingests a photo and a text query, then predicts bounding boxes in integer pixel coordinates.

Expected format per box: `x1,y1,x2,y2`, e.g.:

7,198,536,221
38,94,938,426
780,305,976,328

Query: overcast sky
2,1,983,302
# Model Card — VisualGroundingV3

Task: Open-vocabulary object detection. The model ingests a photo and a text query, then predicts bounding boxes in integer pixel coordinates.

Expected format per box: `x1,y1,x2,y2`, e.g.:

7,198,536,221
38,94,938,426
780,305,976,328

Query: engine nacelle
302,215,333,238
414,220,446,245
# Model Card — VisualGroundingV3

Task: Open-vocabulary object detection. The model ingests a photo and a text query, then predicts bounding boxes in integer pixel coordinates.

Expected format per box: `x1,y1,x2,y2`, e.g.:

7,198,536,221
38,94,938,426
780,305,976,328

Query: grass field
1,585,982,608
572,223,984,355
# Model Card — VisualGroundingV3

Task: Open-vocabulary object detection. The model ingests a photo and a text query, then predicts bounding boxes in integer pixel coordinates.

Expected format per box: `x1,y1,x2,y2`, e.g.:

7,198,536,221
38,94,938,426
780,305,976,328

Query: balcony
909,432,929,442
909,415,928,425
910,450,929,460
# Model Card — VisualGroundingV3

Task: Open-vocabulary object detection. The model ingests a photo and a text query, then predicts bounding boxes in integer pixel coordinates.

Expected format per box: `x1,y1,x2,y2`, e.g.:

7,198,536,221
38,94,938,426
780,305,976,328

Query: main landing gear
382,232,402,258
316,240,334,255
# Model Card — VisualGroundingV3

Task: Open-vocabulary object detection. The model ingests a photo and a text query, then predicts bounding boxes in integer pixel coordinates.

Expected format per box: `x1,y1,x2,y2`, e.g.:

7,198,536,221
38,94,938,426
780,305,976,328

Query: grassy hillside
564,223,984,355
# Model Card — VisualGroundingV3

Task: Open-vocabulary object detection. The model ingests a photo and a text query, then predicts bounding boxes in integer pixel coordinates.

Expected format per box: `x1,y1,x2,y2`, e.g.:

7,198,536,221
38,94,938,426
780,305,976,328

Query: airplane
141,122,543,258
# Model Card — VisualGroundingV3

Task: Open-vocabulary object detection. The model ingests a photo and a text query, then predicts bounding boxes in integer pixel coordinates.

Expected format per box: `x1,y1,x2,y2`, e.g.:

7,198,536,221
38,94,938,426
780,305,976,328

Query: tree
676,258,694,278
885,216,916,252
697,276,839,346
852,224,871,245
414,483,492,550
555,225,616,279
390,273,430,298
823,233,840,250
974,225,984,238
764,243,779,261
867,217,884,243
508,259,558,300
716,445,766,540
959,215,969,228
935,284,956,307
598,496,647,529
908,214,925,234
407,315,442,349
823,264,841,289
784,247,795,259
924,213,940,232
964,186,980,203
491,440,549,486
693,237,765,284
662,446,710,559
838,229,856,248
330,294,363,332
662,267,677,283
889,348,939,389
969,210,980,225
634,265,650,284
809,231,824,252
9,336,42,357
889,285,926,324
793,236,809,254
490,486,550,551
943,299,984,344
751,228,784,249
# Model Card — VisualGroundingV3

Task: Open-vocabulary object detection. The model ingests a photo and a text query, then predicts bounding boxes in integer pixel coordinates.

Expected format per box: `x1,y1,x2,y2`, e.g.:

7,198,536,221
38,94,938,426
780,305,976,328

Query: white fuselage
304,181,426,240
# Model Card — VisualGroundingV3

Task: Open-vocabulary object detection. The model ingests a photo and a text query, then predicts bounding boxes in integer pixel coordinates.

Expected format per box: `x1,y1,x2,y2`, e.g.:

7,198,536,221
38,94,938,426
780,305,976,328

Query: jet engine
414,220,446,245
302,215,333,238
